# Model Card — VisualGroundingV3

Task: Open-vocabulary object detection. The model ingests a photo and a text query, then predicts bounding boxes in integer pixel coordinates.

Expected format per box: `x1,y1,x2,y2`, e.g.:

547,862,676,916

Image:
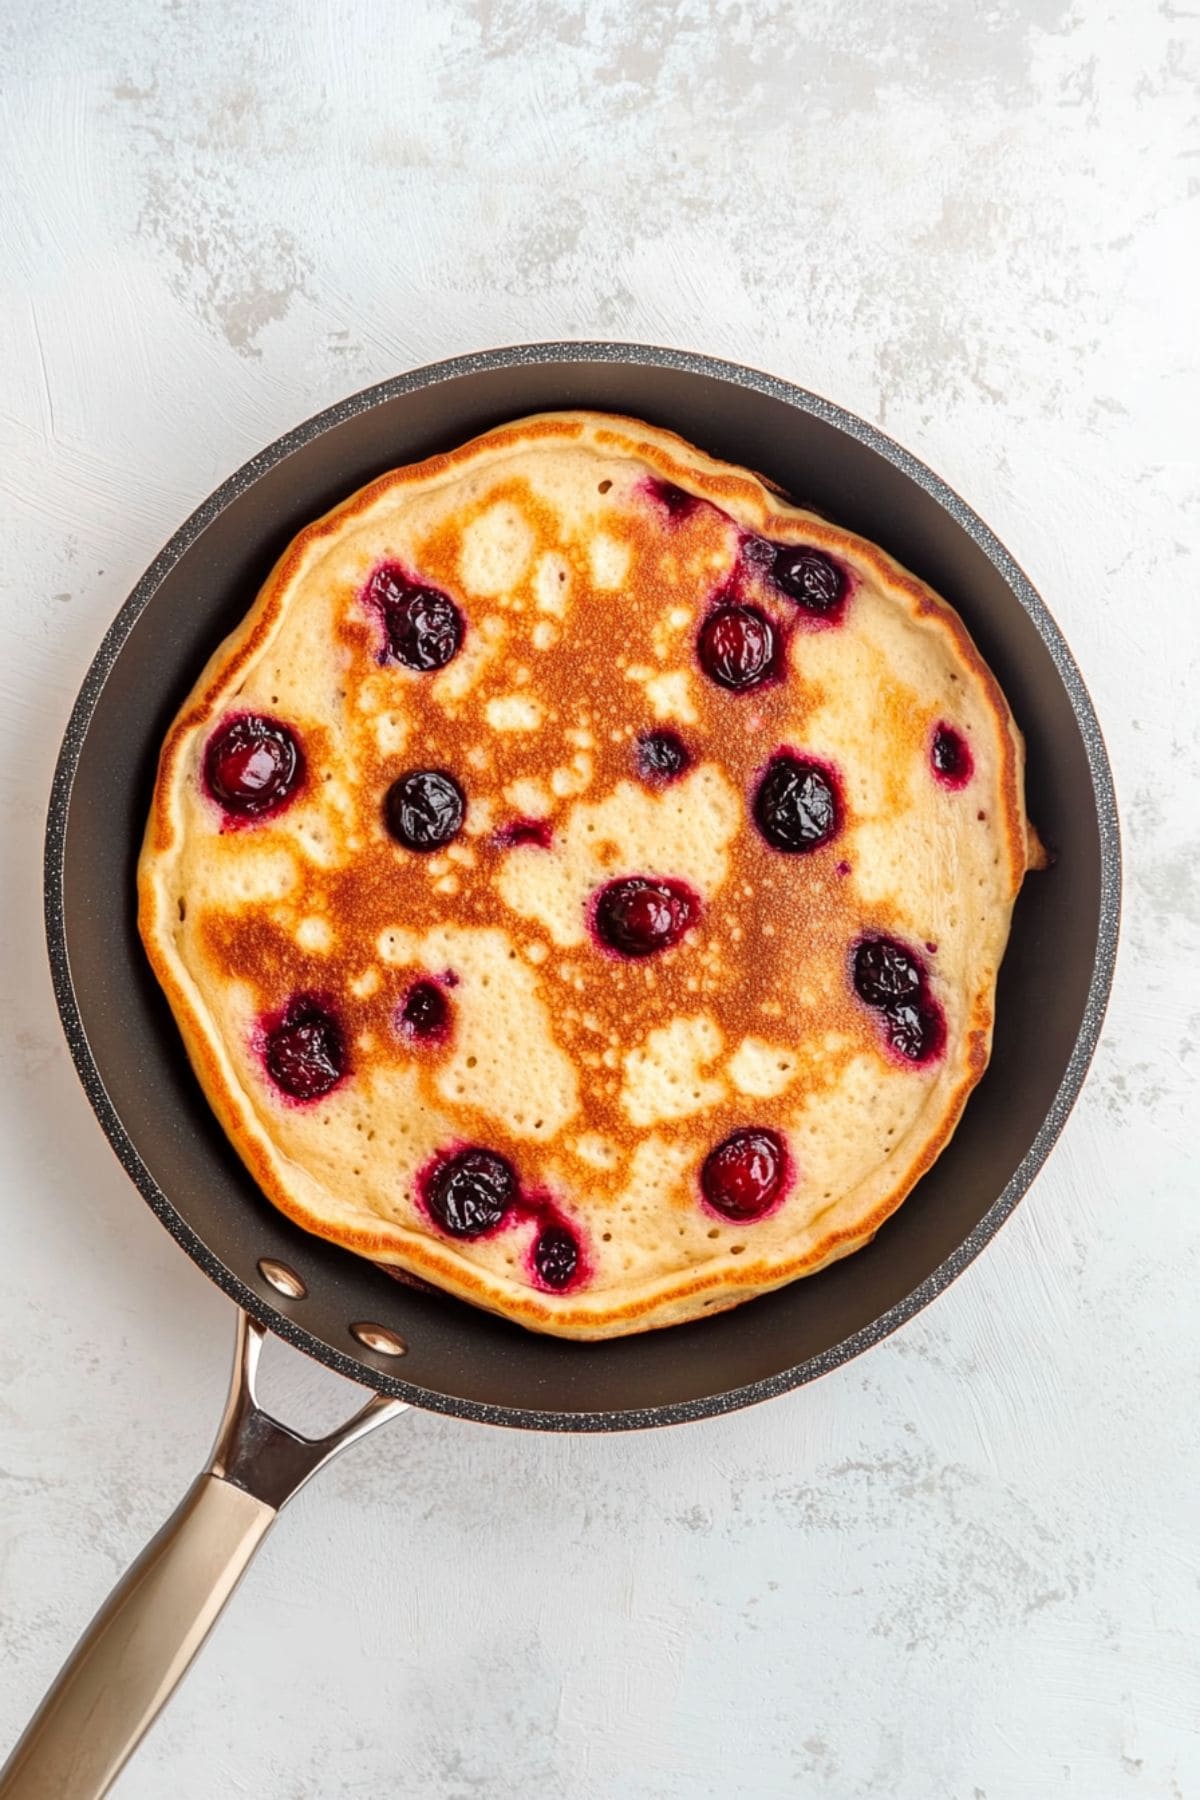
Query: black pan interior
45,345,1119,1429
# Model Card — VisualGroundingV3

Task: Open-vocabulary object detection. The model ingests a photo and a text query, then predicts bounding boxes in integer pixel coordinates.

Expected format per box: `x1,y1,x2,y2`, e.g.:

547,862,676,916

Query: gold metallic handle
0,1313,406,1800
0,1476,272,1799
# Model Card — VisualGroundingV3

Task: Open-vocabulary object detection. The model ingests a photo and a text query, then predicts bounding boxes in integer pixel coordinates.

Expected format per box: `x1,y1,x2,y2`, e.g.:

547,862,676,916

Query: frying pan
2,343,1119,1798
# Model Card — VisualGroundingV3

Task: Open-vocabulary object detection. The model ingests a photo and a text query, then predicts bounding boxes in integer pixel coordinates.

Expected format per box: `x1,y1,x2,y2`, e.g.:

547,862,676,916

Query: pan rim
43,339,1121,1431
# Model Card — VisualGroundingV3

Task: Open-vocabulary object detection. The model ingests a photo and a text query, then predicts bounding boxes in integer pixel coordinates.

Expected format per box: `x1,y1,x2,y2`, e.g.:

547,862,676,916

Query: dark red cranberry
851,935,945,1065
423,1146,516,1238
533,1224,580,1290
701,1127,788,1221
592,876,700,958
204,714,304,820
697,604,777,691
495,817,552,849
752,754,841,853
384,769,465,851
398,979,450,1044
264,997,346,1100
365,564,463,671
884,996,946,1064
647,478,702,520
852,937,923,1007
635,729,692,784
931,723,974,789
769,543,847,615
739,535,776,572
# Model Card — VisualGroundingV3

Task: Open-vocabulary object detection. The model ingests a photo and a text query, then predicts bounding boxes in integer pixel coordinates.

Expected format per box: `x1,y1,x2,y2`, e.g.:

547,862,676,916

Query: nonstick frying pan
2,343,1119,1798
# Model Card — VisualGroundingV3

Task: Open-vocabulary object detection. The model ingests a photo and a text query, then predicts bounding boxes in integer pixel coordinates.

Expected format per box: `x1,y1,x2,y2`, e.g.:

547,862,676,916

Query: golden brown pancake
138,412,1039,1339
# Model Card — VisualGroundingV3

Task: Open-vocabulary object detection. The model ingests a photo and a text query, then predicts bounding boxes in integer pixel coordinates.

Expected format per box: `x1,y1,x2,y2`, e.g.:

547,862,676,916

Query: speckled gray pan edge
43,341,1121,1432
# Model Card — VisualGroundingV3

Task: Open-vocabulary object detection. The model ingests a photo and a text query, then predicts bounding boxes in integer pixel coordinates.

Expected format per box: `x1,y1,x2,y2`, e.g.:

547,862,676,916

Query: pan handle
0,1311,407,1800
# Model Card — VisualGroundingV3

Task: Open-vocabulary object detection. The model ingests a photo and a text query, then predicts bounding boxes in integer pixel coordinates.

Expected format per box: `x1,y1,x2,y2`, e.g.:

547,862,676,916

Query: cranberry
263,997,346,1101
769,543,847,615
884,996,946,1064
931,723,974,789
533,1224,580,1291
423,1146,516,1238
635,729,692,784
384,769,465,851
647,477,702,521
697,603,777,691
851,935,945,1066
852,937,923,1007
752,754,841,853
592,876,700,958
701,1127,788,1221
398,979,450,1044
204,714,304,820
365,564,463,671
495,817,552,849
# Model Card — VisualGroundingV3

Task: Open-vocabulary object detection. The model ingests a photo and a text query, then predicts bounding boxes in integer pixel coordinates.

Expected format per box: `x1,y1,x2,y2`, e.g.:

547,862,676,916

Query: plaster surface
1,4,1196,1794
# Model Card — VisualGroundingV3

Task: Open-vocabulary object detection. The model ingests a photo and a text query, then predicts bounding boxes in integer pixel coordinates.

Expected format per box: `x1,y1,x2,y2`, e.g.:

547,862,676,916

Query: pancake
138,412,1040,1340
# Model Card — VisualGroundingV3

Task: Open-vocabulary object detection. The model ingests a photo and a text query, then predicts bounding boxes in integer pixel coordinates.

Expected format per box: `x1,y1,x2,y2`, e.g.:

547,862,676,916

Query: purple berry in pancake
398,979,451,1045
635,729,692,785
365,563,463,672
204,714,304,821
533,1223,581,1291
850,936,946,1067
701,1128,789,1221
698,603,777,691
263,996,346,1101
753,754,841,853
592,876,700,959
644,477,704,522
852,938,923,1007
384,769,465,851
768,543,847,618
931,723,973,789
423,1147,517,1238
884,996,946,1065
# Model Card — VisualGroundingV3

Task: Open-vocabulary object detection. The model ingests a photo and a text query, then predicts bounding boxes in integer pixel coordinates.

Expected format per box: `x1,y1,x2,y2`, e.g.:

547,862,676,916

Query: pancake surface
139,412,1038,1338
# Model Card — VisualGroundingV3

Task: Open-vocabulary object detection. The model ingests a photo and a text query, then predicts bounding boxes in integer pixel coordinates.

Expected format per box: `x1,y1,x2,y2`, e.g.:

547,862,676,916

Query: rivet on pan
257,1258,308,1300
350,1321,408,1357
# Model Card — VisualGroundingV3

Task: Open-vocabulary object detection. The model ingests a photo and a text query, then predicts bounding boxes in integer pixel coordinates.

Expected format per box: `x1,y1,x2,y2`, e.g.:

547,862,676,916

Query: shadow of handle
0,1312,406,1799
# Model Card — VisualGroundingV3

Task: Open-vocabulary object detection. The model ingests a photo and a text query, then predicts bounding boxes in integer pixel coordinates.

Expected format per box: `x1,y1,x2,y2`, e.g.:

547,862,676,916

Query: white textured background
2,3,1197,1796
